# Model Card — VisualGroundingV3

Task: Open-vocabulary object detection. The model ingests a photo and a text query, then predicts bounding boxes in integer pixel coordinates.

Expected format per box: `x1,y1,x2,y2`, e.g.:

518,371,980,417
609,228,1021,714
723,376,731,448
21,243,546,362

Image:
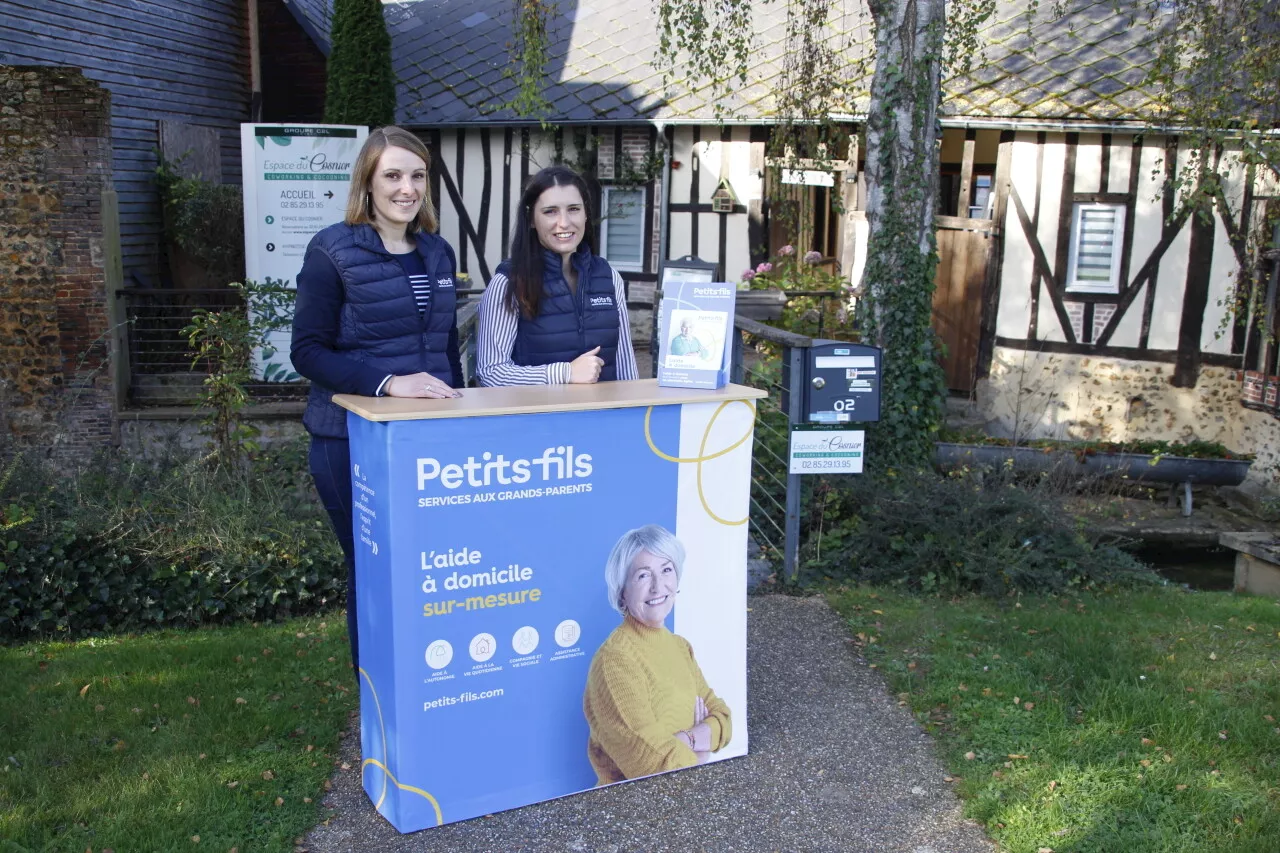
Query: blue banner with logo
347,399,754,832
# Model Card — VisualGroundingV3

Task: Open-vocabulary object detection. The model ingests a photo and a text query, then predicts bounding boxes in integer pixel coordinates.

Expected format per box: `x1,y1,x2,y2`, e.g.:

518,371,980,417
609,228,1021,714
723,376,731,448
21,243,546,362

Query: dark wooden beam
436,160,492,285
994,335,1241,367
975,129,1015,381
1052,133,1079,339
1173,194,1216,387
690,126,701,257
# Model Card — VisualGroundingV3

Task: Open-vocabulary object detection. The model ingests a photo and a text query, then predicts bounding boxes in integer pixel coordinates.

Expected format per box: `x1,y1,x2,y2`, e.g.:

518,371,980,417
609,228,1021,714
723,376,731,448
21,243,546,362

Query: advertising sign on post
240,123,367,375
788,428,865,474
345,398,755,832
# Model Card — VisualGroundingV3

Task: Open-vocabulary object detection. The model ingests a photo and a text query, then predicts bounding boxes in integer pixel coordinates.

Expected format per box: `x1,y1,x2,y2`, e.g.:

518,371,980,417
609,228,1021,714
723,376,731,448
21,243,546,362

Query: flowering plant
739,246,859,339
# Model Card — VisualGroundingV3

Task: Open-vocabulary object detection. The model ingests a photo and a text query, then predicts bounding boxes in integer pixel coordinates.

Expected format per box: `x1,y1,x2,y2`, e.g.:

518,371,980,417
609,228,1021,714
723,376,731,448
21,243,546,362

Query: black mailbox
795,340,882,424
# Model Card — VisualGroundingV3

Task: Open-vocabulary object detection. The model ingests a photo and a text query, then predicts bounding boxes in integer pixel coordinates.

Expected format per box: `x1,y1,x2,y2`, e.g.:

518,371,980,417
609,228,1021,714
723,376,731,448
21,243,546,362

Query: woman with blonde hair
291,125,463,671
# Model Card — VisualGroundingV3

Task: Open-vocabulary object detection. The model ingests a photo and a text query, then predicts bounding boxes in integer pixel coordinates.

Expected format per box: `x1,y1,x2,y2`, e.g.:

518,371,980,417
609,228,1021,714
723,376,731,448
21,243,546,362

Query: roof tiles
300,0,1170,125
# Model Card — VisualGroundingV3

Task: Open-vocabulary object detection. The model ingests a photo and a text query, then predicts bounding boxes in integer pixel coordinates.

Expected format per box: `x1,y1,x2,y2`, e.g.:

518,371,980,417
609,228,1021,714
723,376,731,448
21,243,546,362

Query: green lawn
827,585,1280,853
0,614,357,853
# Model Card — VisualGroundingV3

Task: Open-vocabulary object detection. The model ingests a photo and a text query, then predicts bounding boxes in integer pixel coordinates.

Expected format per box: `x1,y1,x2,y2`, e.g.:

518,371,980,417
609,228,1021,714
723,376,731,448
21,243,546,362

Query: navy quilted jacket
498,247,620,382
293,222,458,438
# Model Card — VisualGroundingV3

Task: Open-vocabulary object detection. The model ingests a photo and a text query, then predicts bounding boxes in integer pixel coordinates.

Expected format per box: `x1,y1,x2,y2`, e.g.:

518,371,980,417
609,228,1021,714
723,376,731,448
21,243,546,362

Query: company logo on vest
589,295,614,308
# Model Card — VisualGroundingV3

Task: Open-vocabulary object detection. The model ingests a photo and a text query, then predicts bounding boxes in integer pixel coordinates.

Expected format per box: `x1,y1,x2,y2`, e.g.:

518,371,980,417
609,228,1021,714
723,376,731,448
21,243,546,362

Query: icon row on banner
425,620,581,669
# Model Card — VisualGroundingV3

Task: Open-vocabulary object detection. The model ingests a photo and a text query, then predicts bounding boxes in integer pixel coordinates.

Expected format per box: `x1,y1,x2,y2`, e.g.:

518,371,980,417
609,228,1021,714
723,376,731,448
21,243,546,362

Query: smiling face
368,145,427,236
531,183,587,257
620,549,678,629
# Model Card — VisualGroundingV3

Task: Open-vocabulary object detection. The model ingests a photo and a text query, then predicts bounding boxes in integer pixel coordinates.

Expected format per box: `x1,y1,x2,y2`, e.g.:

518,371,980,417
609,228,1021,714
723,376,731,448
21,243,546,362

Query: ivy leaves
508,0,553,120
655,0,754,119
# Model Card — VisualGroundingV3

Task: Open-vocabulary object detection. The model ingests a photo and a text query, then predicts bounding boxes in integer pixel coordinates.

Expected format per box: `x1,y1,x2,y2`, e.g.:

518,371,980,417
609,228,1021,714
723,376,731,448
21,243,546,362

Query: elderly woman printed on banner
582,525,732,785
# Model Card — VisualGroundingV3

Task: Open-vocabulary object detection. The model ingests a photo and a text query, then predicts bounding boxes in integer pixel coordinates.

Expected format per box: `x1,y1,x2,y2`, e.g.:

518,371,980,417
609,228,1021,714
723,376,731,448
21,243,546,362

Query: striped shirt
372,250,433,396
476,269,639,386
393,249,431,312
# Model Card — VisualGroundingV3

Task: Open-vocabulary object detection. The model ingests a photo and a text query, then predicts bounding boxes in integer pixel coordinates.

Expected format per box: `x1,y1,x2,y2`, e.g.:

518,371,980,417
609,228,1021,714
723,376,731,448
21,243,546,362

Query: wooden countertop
333,379,767,422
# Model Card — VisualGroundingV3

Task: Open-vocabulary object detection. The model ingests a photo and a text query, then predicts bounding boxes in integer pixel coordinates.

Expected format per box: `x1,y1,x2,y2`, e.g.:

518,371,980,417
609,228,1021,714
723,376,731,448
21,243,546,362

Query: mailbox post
782,340,882,577
727,315,883,581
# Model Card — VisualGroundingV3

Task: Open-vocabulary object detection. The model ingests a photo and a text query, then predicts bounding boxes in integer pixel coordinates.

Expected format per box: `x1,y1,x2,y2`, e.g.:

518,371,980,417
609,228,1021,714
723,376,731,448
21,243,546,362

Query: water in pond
1130,543,1235,591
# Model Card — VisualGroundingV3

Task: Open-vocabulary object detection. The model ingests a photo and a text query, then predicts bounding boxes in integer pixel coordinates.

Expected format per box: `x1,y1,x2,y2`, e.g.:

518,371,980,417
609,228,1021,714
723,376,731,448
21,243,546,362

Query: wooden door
932,215,997,393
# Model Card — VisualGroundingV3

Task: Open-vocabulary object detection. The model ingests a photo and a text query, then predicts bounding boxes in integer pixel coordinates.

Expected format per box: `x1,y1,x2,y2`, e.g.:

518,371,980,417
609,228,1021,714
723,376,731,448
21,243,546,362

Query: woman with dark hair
290,125,463,671
476,165,638,385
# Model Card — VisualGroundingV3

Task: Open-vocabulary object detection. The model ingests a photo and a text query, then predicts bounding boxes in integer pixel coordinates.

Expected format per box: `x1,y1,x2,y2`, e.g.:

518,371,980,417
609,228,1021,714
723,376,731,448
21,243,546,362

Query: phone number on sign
794,458,857,470
279,201,324,209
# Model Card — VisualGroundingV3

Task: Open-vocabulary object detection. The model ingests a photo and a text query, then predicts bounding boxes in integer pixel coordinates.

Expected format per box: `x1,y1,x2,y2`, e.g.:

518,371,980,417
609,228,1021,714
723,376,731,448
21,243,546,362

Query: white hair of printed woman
603,525,686,616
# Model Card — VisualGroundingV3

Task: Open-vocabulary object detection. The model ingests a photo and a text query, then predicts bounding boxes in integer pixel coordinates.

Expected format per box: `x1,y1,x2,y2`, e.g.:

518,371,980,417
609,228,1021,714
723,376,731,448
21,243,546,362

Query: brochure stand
656,283,737,390
334,379,765,832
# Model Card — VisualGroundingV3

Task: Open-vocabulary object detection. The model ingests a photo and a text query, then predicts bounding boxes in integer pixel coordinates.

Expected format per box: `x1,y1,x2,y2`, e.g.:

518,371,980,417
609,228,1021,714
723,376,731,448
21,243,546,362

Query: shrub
0,442,344,642
154,158,245,284
184,279,300,461
741,245,858,341
324,0,396,126
798,470,1157,595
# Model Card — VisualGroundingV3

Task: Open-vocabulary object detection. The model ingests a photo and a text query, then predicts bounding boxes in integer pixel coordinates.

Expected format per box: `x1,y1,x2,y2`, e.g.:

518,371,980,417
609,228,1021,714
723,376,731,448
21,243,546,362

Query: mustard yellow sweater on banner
582,617,732,785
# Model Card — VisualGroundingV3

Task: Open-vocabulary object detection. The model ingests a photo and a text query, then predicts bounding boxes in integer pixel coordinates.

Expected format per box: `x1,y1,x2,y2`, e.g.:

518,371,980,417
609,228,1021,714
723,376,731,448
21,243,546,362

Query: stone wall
0,65,115,454
974,346,1280,489
118,414,307,462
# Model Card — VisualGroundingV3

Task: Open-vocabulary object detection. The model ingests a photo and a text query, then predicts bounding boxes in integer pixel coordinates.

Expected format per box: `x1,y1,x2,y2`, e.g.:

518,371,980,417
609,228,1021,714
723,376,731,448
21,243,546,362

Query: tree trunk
862,0,948,468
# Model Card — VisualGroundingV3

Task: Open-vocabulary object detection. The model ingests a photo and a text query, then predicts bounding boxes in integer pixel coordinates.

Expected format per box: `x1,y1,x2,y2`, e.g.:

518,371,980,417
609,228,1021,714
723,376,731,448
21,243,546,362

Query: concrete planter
935,442,1251,485
735,289,789,322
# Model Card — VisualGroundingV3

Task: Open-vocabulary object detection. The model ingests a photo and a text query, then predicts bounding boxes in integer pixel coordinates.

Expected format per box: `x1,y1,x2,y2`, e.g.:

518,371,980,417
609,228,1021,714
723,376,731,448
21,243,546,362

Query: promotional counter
333,379,766,833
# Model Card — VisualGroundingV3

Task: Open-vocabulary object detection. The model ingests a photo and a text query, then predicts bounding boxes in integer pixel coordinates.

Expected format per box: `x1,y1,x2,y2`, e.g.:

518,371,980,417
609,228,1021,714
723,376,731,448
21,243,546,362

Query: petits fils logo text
417,446,593,490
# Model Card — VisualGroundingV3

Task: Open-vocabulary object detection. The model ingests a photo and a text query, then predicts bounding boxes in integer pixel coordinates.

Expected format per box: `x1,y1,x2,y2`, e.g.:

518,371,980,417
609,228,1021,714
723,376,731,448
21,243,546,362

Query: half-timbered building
6,0,1276,481
360,0,1278,482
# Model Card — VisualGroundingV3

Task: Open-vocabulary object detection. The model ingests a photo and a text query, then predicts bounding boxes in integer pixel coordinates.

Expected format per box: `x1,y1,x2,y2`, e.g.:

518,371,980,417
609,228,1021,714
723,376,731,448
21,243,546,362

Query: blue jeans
309,435,359,672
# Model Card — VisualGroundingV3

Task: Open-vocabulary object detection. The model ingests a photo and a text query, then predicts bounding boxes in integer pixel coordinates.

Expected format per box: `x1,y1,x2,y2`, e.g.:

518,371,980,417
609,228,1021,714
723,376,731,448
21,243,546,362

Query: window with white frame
1066,202,1125,293
600,187,646,271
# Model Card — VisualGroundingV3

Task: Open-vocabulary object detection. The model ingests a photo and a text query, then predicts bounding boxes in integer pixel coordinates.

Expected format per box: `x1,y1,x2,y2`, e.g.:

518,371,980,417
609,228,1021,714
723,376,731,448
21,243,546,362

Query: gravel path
304,594,994,853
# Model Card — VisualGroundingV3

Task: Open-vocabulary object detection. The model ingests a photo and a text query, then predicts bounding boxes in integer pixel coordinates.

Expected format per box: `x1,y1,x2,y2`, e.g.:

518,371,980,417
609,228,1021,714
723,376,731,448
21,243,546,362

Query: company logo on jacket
438,277,455,289
589,295,614,308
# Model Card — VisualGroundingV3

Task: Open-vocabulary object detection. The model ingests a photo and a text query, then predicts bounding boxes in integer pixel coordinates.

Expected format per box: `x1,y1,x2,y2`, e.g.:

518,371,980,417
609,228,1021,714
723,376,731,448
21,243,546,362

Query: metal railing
774,290,852,340
116,287,292,407
730,315,817,581
118,287,486,406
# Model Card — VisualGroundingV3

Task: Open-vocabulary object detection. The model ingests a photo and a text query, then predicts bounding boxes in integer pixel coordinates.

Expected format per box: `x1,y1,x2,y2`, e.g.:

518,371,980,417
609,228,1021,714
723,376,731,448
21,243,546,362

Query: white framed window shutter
600,187,646,271
1066,203,1125,294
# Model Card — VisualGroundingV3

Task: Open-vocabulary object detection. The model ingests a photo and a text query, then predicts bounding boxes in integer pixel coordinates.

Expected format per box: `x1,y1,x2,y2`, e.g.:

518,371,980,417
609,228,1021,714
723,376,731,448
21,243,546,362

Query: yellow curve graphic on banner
359,667,444,826
643,400,754,526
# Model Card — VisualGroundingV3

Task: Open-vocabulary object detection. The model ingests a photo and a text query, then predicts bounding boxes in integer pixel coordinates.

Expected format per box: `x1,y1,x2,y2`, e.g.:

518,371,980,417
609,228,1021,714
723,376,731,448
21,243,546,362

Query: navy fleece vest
499,248,620,381
302,223,457,437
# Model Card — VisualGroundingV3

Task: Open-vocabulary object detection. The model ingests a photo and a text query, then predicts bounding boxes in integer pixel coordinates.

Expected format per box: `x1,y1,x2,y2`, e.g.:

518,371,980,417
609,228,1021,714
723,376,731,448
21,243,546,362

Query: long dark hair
506,165,597,319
